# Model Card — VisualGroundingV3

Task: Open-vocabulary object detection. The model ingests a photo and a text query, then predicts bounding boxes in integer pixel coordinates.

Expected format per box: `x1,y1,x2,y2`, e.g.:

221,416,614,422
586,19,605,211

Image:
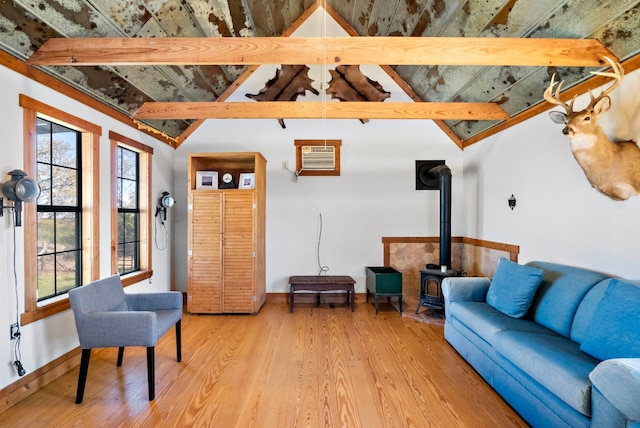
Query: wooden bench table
289,275,356,313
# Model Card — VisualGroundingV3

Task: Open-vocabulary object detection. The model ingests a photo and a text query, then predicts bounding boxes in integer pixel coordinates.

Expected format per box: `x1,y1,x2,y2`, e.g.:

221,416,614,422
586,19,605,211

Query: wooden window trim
109,131,153,286
19,94,100,325
294,139,341,176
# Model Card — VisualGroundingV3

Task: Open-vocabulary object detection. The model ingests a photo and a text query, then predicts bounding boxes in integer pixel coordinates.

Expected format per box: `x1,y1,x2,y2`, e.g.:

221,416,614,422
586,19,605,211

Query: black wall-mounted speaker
415,160,445,190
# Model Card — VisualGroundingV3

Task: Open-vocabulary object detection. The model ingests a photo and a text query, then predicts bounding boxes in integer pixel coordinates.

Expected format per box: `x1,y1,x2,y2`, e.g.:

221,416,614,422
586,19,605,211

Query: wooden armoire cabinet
187,152,266,314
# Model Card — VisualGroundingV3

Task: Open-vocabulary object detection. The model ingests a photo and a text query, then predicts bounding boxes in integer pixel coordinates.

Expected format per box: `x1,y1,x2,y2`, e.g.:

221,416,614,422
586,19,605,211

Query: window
116,146,140,275
110,132,153,285
20,94,100,325
36,119,82,300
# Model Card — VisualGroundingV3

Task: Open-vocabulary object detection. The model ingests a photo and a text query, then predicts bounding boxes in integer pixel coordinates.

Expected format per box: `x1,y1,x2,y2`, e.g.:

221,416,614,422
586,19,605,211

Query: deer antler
586,56,624,109
544,73,575,113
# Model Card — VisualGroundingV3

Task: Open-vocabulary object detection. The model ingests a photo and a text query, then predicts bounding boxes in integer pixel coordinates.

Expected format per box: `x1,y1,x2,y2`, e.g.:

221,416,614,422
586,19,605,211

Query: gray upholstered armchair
68,274,182,403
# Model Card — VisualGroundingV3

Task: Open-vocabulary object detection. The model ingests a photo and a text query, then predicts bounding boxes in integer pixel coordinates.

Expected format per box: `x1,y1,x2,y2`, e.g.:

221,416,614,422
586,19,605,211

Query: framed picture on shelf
238,173,255,189
196,171,218,189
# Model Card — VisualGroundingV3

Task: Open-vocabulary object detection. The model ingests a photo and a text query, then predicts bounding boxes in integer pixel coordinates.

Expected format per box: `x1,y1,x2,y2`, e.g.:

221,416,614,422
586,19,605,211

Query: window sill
21,299,70,325
120,269,153,287
21,270,153,325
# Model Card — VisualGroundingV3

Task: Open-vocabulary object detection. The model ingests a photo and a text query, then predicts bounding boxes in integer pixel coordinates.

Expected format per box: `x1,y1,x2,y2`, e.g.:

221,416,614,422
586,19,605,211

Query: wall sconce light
1,169,40,227
508,194,516,210
155,191,175,222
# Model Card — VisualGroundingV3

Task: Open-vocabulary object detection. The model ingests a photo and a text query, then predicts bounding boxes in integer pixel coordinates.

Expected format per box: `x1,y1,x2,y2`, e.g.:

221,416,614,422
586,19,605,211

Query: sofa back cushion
570,279,611,344
526,262,608,338
579,279,640,360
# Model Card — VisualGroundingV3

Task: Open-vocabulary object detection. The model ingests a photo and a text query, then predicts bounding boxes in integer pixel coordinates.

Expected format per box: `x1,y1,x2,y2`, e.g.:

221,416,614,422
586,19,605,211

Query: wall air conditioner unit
301,145,335,170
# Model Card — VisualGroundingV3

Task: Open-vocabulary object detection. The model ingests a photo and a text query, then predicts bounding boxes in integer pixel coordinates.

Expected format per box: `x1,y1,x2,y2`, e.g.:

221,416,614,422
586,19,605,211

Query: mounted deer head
544,56,640,201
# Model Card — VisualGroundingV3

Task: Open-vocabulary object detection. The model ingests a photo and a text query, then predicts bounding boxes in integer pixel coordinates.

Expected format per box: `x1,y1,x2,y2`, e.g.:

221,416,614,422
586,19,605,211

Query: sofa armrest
442,277,490,303
126,291,183,311
590,358,640,421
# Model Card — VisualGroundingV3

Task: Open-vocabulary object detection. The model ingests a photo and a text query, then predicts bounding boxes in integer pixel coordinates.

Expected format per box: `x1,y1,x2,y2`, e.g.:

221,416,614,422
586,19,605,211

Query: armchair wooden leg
76,349,92,404
117,347,125,367
176,320,182,362
147,347,155,401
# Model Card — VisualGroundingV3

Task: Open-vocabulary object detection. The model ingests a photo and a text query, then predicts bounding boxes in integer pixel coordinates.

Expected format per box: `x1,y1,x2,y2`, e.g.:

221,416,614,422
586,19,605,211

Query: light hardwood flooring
0,303,526,427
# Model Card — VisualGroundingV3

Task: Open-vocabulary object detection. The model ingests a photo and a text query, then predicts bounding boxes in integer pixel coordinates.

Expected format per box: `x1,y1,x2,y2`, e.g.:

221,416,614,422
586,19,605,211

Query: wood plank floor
0,303,526,427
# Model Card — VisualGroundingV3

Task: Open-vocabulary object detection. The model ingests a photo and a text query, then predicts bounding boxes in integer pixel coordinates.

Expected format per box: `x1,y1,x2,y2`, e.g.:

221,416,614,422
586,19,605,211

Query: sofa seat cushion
493,330,600,417
449,301,555,346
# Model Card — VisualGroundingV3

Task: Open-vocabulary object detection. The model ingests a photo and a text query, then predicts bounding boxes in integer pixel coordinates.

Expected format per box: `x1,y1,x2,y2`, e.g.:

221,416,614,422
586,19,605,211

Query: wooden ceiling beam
133,101,509,121
28,37,614,67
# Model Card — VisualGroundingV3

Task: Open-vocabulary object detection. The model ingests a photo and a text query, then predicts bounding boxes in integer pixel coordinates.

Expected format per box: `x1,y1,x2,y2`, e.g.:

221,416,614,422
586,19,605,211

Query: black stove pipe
429,165,452,268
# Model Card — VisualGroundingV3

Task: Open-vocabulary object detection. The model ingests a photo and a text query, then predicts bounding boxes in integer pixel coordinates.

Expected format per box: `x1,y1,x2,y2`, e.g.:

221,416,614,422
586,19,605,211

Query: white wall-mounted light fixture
155,191,175,222
0,169,40,227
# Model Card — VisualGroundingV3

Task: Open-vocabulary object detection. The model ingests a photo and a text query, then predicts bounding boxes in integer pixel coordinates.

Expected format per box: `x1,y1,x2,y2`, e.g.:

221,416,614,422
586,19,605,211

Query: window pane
118,242,139,274
51,166,77,206
120,179,137,209
36,163,51,205
119,148,137,180
56,251,79,293
51,124,78,168
37,254,55,300
37,212,55,254
119,212,138,243
36,120,51,164
56,212,80,251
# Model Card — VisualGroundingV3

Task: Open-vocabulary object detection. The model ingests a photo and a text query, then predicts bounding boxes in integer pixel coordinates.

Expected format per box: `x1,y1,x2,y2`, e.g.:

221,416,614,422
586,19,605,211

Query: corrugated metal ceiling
1,0,638,145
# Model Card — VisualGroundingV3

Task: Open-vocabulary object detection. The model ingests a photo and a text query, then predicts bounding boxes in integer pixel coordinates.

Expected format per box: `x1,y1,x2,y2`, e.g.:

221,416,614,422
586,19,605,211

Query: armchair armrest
590,358,640,421
442,277,490,303
76,311,158,349
126,291,183,312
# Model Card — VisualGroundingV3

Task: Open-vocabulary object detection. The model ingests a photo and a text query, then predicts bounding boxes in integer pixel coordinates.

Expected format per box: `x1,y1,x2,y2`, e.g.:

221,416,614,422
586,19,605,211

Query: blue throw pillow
486,258,544,318
580,280,640,360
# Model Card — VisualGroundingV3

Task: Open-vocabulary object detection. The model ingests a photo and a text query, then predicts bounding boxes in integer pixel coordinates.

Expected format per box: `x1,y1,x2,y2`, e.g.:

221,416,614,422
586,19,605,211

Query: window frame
294,139,342,176
109,131,153,286
115,145,141,275
20,94,100,325
35,118,84,301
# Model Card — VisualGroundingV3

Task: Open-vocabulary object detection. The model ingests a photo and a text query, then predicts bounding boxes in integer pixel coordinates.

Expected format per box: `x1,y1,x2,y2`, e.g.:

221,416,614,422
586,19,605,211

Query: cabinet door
222,192,255,313
189,192,222,313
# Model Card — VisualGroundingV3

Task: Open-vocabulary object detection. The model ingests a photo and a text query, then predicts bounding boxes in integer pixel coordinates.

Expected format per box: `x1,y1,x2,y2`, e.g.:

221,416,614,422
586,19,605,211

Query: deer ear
549,111,567,124
593,96,611,114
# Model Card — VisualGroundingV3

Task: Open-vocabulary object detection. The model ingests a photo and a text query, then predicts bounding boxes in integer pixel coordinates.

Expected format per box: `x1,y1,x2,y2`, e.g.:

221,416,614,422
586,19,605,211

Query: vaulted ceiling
1,0,639,148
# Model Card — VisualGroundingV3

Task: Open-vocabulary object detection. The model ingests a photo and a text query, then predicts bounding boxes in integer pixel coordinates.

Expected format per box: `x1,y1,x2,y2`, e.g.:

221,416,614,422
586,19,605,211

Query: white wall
0,64,176,389
463,67,640,279
173,117,464,294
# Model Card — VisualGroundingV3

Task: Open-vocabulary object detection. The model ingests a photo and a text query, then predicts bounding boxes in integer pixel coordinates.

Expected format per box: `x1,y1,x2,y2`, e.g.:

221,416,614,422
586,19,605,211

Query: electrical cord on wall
10,213,26,377
317,213,329,275
154,214,168,250
282,162,301,182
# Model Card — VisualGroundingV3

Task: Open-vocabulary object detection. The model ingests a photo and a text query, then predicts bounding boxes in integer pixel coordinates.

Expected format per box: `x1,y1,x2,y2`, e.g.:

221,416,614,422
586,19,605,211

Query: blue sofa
442,260,640,428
